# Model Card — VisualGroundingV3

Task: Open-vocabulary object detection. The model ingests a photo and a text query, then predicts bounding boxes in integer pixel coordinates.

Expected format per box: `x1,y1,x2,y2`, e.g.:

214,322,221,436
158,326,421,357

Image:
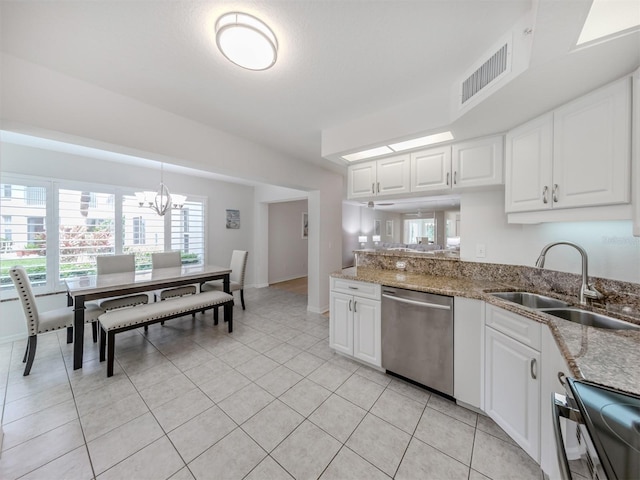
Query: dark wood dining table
65,264,232,370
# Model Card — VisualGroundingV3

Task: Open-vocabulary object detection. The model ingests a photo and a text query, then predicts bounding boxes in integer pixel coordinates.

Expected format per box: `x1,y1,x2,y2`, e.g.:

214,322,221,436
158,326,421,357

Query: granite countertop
333,267,640,396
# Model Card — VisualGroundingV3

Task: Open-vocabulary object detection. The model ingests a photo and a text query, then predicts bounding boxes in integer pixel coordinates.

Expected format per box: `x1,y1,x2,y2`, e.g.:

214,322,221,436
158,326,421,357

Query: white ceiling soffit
0,131,263,187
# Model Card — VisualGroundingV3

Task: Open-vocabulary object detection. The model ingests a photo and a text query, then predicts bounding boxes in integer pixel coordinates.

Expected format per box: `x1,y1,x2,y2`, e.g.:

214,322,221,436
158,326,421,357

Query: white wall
461,189,640,283
268,200,308,284
1,53,344,313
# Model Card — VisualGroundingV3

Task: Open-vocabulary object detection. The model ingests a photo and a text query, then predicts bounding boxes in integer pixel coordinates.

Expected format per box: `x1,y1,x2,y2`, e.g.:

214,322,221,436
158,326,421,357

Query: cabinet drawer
485,304,541,350
330,278,381,300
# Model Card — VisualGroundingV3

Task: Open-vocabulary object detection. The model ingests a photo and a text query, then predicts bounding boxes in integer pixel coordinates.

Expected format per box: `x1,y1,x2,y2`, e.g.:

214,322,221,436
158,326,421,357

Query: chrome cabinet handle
530,358,537,380
377,182,380,193
454,171,457,185
446,172,450,185
353,300,357,313
553,184,559,203
348,299,352,312
371,183,375,194
557,371,566,386
348,286,358,290
543,185,548,204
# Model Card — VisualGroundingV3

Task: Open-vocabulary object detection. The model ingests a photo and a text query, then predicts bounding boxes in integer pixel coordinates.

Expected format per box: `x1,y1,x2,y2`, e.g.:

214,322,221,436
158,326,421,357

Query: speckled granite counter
333,265,640,396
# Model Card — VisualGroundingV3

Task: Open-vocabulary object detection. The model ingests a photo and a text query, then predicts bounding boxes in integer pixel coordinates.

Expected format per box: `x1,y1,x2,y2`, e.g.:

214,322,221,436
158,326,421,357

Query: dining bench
98,290,234,377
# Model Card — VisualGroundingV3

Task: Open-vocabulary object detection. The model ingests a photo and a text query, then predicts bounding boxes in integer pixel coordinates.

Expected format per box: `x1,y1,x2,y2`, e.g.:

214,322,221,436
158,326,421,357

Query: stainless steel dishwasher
381,287,454,396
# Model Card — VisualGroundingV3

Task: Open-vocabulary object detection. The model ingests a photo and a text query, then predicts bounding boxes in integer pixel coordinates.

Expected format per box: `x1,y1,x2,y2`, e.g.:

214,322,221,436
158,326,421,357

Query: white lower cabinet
484,304,541,462
329,278,381,367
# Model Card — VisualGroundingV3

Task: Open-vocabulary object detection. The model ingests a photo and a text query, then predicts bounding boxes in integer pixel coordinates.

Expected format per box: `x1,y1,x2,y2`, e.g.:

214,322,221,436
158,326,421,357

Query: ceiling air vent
461,42,510,105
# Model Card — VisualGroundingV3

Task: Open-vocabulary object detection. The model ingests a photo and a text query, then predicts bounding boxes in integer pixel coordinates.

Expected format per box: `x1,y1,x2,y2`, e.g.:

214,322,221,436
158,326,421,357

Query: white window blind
122,194,165,270
171,200,204,265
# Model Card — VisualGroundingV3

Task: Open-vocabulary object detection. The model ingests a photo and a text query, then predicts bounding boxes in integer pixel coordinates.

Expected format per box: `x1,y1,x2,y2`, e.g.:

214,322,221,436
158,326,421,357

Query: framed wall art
302,212,308,239
226,209,240,229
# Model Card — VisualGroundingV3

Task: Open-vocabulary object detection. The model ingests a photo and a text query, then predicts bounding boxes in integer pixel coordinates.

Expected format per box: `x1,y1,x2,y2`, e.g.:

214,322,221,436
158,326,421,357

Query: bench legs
99,300,234,378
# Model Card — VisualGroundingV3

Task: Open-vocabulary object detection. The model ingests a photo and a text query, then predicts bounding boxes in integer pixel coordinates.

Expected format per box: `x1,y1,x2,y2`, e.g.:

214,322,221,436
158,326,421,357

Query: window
59,188,115,280
0,174,206,296
122,195,165,270
0,181,48,291
26,186,46,206
171,201,204,265
132,216,145,245
404,218,436,244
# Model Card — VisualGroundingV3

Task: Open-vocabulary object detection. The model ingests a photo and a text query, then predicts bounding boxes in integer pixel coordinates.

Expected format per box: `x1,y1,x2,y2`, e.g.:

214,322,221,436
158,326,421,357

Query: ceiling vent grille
461,42,509,105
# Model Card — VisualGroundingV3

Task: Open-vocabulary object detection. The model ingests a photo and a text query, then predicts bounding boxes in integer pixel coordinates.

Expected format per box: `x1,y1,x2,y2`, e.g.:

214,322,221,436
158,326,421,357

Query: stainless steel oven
553,377,640,480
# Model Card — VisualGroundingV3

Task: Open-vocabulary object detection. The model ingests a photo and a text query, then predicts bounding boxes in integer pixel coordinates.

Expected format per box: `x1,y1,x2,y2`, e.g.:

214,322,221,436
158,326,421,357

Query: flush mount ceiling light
216,12,278,70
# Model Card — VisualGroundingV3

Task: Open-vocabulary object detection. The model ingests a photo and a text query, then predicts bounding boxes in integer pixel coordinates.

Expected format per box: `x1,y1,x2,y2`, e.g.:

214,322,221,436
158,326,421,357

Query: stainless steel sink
490,292,571,309
540,308,640,331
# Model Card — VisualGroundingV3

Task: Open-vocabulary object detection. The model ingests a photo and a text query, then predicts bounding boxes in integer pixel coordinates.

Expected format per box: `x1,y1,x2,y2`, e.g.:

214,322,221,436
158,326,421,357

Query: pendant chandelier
135,163,187,216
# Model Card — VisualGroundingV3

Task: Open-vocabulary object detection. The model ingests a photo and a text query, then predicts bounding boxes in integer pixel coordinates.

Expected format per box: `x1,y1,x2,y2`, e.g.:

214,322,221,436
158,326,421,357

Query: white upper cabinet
506,113,554,212
506,77,631,213
452,136,504,188
347,161,377,198
410,135,503,193
553,77,631,208
347,154,410,199
410,146,452,192
377,155,411,196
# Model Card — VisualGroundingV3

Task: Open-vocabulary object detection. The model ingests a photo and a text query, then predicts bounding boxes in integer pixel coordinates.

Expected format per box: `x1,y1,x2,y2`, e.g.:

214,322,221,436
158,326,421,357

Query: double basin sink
490,292,640,331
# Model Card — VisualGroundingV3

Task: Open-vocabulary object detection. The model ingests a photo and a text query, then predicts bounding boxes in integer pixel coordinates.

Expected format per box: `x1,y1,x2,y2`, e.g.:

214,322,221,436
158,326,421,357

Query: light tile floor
0,287,543,479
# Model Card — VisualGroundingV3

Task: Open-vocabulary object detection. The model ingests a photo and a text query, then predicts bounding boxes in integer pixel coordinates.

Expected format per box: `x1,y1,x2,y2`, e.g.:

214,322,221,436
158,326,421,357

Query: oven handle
553,392,575,480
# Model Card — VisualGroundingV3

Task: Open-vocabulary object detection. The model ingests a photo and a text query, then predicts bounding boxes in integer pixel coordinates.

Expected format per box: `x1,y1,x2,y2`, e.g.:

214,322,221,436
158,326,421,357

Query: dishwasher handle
382,293,451,310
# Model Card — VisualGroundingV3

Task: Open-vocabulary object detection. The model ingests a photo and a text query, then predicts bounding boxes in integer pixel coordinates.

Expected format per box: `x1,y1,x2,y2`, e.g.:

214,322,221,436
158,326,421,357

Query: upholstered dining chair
9,265,104,376
96,254,149,311
201,250,248,309
151,251,196,301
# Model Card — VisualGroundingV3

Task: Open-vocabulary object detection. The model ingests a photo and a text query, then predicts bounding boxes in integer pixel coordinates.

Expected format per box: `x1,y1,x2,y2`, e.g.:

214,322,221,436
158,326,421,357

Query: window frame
0,173,206,299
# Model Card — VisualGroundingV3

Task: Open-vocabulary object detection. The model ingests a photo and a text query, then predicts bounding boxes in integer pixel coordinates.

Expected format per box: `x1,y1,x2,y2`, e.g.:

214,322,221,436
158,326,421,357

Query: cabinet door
353,297,381,367
485,326,540,462
553,77,631,208
347,161,376,199
376,155,411,196
410,146,452,192
505,113,553,213
330,292,353,356
452,136,503,188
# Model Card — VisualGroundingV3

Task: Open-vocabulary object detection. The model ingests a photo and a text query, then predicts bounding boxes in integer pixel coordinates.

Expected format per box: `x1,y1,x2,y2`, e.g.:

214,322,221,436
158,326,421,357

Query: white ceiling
0,0,638,175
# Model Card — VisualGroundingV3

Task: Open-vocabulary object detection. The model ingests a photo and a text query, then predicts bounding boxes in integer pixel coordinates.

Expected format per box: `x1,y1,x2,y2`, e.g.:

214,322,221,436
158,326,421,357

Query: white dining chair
96,254,149,310
201,250,248,309
151,251,196,300
9,265,104,376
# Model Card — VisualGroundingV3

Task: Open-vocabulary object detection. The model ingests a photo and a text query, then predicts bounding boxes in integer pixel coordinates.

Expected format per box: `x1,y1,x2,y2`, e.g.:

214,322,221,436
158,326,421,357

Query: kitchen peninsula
334,249,640,396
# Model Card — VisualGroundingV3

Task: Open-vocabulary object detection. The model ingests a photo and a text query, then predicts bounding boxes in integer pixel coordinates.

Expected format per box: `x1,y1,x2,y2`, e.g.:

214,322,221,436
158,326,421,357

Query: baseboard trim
269,274,307,285
307,304,329,314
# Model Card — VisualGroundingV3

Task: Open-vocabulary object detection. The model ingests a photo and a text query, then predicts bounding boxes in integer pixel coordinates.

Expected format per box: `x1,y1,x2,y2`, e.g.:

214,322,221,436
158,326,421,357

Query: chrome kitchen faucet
535,241,604,306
